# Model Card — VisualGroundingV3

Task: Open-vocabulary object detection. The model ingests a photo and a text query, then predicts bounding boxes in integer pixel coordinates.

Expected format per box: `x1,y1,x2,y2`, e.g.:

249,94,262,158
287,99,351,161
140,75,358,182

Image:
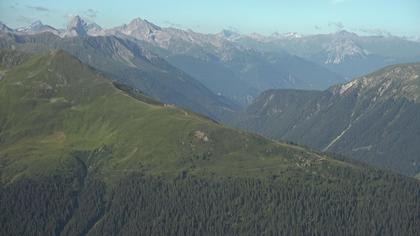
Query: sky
0,0,419,38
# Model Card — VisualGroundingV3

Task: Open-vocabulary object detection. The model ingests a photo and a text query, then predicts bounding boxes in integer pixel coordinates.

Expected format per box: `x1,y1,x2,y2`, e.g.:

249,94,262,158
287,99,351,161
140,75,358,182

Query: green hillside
0,49,328,183
1,50,419,235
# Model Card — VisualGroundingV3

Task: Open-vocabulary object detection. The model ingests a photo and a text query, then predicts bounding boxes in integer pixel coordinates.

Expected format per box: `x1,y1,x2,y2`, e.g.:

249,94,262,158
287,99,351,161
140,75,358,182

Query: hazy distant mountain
10,17,420,104
64,16,105,37
235,63,420,176
103,17,344,105
1,17,104,38
0,17,345,105
0,22,14,35
15,20,60,35
227,30,420,79
7,18,420,82
107,17,163,42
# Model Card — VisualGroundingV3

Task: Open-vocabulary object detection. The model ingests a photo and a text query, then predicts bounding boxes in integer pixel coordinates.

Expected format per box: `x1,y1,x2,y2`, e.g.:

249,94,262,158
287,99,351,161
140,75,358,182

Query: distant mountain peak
325,38,367,64
0,22,13,33
65,15,88,37
219,29,238,37
64,15,105,37
15,20,59,35
261,32,303,41
217,29,242,41
108,17,164,41
248,32,267,41
128,17,161,31
68,15,85,27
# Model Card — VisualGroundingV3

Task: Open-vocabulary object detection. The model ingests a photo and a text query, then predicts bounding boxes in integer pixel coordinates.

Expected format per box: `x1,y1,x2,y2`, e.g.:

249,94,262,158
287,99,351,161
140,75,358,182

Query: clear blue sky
1,0,419,37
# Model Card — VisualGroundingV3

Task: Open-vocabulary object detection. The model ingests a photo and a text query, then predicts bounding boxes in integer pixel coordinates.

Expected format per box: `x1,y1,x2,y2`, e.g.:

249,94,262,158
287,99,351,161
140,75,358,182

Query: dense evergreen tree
2,169,419,236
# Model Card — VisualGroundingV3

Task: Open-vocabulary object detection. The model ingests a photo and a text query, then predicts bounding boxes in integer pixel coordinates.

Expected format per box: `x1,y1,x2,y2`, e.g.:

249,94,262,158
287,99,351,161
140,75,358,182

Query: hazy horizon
1,0,419,38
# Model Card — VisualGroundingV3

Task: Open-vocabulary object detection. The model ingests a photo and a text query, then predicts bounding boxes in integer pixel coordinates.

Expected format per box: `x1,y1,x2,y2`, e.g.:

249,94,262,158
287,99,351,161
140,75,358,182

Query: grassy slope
0,50,358,186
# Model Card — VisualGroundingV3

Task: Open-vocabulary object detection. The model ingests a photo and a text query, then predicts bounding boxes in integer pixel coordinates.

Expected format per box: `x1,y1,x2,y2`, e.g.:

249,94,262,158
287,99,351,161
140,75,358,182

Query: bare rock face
325,38,367,64
332,63,420,103
115,18,161,38
65,16,88,37
64,15,105,37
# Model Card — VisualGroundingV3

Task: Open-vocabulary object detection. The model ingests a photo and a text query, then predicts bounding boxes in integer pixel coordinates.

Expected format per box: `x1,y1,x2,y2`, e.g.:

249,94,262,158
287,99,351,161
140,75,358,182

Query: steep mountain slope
1,50,419,235
229,30,420,79
235,63,420,176
0,32,237,121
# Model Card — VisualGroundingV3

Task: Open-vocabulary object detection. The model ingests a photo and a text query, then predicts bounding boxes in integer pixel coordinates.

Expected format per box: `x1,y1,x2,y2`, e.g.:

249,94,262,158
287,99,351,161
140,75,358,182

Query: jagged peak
64,15,89,37
67,15,87,30
128,17,161,30
217,29,242,41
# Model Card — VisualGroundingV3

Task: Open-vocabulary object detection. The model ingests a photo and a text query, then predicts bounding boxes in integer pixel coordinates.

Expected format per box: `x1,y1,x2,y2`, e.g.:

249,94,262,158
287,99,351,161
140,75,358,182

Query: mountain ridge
234,62,420,176
0,17,346,105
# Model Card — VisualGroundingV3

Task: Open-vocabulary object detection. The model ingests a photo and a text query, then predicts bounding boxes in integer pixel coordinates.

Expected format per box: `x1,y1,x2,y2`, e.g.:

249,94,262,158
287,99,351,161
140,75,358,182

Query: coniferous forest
2,165,420,235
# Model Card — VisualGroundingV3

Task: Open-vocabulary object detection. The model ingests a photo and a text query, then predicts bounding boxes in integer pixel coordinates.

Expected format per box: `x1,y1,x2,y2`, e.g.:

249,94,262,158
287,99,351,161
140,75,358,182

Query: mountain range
3,16,420,104
1,49,419,235
234,63,420,177
224,29,420,79
1,17,348,105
